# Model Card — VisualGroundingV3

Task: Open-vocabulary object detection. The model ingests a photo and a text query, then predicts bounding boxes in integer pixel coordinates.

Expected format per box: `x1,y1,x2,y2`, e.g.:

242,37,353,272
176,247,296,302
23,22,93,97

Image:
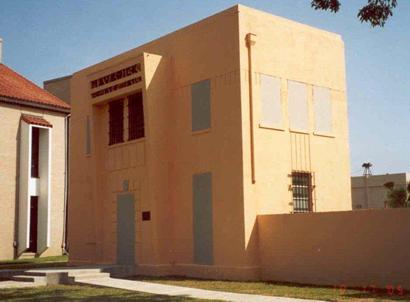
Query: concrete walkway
79,277,323,302
0,280,42,289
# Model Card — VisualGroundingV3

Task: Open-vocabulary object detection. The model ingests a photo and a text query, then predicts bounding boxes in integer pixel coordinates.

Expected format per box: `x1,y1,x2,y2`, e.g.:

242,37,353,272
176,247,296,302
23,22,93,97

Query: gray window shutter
260,74,282,128
191,79,211,131
313,86,332,134
288,80,309,131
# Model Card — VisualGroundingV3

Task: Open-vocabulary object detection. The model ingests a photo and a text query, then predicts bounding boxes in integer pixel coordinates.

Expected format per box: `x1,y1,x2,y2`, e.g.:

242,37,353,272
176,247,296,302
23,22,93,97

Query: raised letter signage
90,63,142,99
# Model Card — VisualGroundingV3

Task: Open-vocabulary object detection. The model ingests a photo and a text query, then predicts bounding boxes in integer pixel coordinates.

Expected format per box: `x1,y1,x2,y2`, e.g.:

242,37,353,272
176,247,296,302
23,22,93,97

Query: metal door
116,193,135,265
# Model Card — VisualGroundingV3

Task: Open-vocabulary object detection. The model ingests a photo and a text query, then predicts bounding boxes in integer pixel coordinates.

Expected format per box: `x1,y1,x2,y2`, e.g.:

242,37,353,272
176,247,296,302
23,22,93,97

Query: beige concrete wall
352,173,409,209
258,209,410,289
68,5,249,276
0,102,66,260
237,5,351,268
68,4,352,279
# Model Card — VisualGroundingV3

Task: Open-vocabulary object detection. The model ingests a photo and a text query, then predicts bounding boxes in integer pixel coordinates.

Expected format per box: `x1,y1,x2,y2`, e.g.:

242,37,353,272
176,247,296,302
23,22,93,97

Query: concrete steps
66,269,110,284
72,272,111,282
9,267,111,285
67,268,105,276
24,271,49,276
2,265,132,286
11,275,47,285
18,252,36,260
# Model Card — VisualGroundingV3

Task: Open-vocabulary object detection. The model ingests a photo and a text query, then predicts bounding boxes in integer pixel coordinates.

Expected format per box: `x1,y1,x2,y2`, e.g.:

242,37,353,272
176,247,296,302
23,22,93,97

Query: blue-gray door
193,172,213,265
117,193,135,265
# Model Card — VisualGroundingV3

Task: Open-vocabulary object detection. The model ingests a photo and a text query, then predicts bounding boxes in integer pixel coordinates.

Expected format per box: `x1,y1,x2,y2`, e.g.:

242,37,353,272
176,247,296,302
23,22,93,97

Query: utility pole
362,162,372,208
362,162,372,177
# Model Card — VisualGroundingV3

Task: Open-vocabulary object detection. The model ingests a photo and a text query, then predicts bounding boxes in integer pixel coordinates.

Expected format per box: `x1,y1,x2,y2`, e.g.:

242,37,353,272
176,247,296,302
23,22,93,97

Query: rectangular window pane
128,92,145,140
288,81,308,131
109,99,124,145
260,74,282,128
292,172,313,213
31,127,39,178
314,86,332,134
191,79,211,131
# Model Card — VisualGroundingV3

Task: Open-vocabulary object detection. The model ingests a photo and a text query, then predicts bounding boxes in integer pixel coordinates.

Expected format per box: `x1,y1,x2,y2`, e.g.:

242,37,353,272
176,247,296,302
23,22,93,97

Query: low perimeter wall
258,208,410,289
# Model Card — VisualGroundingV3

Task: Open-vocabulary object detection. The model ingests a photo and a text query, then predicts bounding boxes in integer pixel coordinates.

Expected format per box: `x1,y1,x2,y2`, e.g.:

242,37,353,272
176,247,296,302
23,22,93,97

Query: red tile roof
0,63,70,111
21,114,53,128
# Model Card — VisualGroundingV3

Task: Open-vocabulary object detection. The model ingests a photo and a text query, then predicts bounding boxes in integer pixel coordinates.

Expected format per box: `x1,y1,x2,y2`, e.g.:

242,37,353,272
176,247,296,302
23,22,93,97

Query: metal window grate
128,92,144,141
109,99,124,145
291,172,313,213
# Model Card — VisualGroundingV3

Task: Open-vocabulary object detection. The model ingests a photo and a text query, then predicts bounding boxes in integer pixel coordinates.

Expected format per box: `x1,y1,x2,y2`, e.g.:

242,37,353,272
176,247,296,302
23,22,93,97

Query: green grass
0,255,68,270
131,276,410,302
0,284,217,301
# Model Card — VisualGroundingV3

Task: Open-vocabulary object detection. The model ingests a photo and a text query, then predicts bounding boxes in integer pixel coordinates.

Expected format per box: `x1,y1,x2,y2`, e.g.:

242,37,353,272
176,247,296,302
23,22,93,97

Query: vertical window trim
85,115,91,155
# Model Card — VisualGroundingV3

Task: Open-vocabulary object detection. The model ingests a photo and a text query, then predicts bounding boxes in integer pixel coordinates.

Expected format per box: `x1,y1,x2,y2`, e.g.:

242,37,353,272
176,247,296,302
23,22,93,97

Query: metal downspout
246,33,256,184
62,113,70,255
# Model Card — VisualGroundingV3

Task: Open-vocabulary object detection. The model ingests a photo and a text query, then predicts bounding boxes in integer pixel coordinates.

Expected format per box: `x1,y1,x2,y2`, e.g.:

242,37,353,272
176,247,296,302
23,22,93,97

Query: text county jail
53,5,410,288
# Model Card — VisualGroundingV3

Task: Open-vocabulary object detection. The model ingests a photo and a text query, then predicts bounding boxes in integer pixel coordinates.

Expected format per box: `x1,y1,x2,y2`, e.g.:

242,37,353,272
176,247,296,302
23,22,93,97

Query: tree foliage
311,0,398,27
383,181,410,208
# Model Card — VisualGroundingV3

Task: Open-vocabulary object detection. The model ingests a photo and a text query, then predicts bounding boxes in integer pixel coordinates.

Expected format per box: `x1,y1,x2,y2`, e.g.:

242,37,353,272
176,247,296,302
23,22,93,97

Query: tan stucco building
0,61,70,260
68,5,351,279
352,173,409,209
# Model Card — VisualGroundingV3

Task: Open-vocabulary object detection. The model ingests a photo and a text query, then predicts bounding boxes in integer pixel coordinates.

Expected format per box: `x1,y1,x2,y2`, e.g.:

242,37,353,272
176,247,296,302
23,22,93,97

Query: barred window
128,92,144,140
292,172,313,213
109,99,124,145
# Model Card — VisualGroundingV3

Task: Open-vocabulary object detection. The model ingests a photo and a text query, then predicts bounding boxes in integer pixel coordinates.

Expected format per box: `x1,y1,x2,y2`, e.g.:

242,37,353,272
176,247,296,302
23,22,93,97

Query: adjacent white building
0,42,70,260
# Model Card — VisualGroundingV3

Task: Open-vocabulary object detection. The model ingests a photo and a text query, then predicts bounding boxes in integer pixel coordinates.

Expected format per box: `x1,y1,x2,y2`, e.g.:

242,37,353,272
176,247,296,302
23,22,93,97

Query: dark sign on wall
90,63,142,99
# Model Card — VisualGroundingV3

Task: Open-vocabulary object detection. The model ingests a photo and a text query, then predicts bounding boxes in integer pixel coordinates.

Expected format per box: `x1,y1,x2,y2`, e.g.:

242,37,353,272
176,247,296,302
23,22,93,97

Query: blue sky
0,0,409,175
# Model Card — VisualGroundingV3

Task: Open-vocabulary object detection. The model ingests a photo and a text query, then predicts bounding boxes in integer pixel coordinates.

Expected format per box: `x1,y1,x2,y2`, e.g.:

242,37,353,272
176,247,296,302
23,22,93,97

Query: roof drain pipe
246,33,257,184
62,113,70,256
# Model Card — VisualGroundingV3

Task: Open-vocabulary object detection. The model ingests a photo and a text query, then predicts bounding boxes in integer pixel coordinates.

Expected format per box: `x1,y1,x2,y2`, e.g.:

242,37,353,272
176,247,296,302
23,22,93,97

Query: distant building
0,48,70,260
43,75,72,105
351,173,409,209
66,5,351,279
